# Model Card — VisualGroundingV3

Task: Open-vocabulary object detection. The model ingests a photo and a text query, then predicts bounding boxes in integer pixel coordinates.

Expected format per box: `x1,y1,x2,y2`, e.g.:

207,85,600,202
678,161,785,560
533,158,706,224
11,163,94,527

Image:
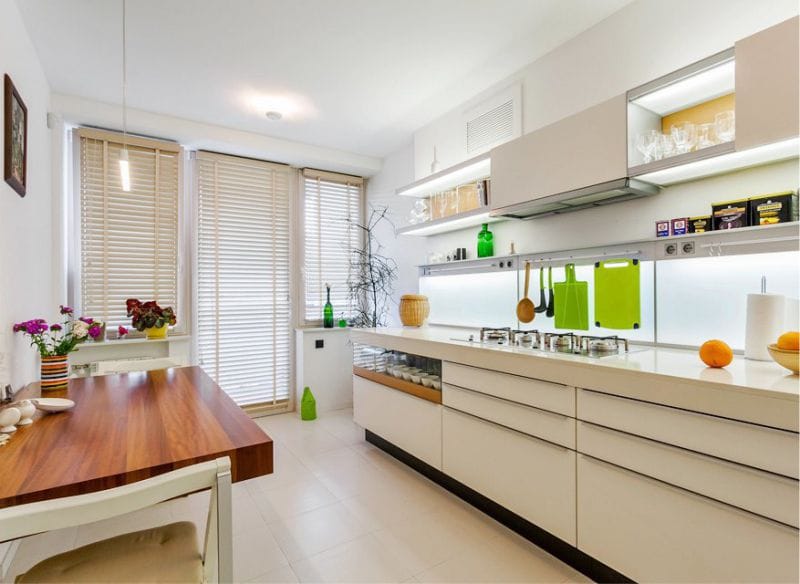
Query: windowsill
296,327,352,333
81,334,191,346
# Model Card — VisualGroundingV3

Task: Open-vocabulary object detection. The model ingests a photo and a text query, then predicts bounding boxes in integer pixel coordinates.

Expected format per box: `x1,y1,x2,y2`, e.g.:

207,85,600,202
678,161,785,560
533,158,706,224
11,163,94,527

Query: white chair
0,457,232,583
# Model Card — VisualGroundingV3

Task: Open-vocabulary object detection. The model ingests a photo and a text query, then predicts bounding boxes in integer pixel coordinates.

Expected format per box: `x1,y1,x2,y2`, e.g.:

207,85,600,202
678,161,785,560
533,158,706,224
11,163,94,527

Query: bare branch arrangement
348,206,398,328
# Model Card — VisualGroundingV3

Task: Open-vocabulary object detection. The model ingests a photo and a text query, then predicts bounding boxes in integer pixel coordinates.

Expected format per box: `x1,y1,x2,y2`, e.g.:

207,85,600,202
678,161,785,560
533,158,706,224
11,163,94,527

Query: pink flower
59,305,73,315
50,324,63,331
118,326,129,338
79,317,94,324
88,323,103,340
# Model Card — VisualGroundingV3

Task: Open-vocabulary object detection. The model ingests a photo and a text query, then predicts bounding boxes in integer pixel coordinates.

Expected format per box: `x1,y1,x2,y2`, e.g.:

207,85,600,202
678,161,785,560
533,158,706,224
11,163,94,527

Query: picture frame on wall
4,74,28,197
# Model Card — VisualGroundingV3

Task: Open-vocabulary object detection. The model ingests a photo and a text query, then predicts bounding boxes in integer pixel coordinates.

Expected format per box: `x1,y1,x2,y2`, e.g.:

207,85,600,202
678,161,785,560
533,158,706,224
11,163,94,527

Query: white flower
72,320,89,339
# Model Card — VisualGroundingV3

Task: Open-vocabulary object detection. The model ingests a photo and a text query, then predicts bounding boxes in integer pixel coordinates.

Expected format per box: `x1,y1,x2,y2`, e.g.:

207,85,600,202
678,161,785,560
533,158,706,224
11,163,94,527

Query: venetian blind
196,151,292,407
302,169,363,322
78,128,180,329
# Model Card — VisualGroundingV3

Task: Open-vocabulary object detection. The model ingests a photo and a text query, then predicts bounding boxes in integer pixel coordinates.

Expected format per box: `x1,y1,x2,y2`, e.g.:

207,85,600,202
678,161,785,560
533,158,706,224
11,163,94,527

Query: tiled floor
5,409,590,583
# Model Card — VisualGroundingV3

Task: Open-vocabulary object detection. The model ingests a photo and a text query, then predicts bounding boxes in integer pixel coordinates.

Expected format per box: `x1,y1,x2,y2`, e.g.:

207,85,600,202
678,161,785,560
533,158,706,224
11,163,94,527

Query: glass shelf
352,343,442,403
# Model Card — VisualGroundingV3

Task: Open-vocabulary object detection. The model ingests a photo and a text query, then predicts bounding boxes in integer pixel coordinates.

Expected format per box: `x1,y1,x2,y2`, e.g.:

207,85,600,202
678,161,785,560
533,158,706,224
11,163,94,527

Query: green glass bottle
323,283,334,328
477,223,494,258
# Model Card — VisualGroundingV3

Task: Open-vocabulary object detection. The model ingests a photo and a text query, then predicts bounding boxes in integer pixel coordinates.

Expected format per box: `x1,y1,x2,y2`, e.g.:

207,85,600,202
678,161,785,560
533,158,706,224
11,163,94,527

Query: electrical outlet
664,243,678,256
681,241,696,255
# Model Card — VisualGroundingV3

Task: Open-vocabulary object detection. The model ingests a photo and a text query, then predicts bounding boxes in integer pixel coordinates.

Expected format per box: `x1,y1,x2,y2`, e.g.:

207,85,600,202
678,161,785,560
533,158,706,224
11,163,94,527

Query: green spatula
553,263,589,330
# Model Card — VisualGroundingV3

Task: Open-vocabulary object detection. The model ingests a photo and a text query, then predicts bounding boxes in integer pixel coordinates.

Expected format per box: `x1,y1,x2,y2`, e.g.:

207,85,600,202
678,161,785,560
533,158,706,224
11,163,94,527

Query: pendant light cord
122,0,127,147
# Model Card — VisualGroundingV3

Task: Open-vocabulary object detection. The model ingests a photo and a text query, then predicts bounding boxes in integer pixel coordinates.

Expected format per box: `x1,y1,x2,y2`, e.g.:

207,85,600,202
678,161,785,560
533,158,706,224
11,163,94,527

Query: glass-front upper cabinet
627,48,736,174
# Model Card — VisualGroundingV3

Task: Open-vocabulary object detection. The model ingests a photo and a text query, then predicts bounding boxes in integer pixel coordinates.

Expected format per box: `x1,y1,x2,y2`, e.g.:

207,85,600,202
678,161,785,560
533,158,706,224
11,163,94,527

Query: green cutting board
553,264,589,330
594,258,640,329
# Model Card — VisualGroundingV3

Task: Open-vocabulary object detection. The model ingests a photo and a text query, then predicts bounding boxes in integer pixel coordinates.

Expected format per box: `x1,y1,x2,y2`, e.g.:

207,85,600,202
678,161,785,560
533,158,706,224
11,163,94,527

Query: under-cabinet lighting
637,138,799,185
119,148,131,192
397,155,490,198
399,212,500,236
631,59,735,116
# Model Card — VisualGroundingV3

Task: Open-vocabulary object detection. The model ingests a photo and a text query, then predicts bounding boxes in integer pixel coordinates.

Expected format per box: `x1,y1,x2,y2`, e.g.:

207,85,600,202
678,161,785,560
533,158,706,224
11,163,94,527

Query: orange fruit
699,339,733,368
776,331,799,351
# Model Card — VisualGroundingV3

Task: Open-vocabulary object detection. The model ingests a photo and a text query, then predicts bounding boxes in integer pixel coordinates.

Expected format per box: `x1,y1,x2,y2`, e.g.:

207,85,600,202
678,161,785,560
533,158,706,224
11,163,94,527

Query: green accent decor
323,284,334,328
553,263,589,330
300,386,317,421
594,259,641,329
477,223,494,258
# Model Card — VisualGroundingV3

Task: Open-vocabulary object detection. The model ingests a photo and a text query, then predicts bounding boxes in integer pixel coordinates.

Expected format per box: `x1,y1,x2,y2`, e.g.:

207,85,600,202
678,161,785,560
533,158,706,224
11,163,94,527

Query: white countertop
350,326,799,431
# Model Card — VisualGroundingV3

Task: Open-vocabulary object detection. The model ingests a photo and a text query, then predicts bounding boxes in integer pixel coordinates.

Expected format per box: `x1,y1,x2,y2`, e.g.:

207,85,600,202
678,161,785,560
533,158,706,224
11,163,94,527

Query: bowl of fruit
767,331,799,375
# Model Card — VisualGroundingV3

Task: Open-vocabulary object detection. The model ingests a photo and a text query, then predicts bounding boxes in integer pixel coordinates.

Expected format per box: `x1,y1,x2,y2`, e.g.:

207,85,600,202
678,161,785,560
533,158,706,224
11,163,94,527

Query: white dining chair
0,456,232,583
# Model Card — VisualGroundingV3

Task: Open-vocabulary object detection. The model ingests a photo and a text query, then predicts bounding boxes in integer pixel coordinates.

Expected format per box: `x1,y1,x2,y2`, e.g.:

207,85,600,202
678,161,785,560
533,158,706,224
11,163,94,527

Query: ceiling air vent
464,83,522,155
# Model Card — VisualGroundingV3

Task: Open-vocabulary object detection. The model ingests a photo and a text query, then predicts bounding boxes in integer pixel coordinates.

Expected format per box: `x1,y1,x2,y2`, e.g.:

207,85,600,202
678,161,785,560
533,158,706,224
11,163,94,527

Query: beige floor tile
247,564,301,583
268,501,370,562
252,476,338,522
291,533,413,584
233,526,290,582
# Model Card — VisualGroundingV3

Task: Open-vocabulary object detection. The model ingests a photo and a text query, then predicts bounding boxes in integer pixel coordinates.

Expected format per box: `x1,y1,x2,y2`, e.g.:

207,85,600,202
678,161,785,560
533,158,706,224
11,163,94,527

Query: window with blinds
302,169,363,323
77,128,180,329
196,151,292,408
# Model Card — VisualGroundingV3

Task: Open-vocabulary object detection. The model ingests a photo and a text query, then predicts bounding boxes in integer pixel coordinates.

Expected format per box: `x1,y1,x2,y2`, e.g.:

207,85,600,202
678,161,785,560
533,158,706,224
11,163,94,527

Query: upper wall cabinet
629,16,799,185
490,95,630,215
735,16,799,151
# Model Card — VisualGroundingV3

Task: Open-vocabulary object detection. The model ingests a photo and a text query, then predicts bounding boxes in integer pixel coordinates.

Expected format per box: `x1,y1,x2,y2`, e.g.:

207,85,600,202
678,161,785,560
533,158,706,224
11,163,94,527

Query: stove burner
580,335,629,353
479,327,511,343
510,329,541,347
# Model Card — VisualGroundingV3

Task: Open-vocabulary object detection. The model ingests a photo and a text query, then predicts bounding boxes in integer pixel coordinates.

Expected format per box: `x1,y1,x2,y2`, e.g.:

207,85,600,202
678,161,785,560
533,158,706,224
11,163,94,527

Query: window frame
298,168,366,327
68,127,188,335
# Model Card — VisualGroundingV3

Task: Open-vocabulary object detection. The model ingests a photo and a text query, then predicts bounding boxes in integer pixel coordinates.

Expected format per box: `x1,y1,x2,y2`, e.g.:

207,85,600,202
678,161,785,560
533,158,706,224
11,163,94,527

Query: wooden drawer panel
577,454,799,583
443,362,574,416
353,376,442,469
578,421,798,527
444,384,575,449
443,408,576,545
577,389,799,478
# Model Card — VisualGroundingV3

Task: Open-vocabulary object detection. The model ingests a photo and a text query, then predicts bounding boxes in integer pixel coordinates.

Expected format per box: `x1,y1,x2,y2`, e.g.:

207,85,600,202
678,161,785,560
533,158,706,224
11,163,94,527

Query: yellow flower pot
146,324,169,340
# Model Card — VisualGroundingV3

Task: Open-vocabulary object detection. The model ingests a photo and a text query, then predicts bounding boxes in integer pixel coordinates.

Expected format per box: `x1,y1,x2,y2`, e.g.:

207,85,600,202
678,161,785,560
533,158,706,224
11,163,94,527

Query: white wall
370,0,800,286
295,329,353,414
0,0,54,391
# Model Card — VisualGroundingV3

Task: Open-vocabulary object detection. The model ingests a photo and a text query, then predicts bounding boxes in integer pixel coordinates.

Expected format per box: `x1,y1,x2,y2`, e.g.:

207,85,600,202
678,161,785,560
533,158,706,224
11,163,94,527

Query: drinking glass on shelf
714,111,735,143
635,133,655,163
435,191,447,220
446,190,458,216
670,122,696,154
659,133,677,158
696,123,716,149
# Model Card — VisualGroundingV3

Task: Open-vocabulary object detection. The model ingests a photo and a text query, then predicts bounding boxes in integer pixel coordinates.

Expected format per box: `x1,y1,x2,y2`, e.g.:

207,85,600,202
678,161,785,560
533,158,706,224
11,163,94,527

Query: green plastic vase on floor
301,386,317,421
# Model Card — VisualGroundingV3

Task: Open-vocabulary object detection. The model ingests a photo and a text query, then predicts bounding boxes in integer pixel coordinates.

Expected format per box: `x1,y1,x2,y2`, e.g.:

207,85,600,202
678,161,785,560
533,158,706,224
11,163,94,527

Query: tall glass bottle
323,284,334,328
477,223,494,258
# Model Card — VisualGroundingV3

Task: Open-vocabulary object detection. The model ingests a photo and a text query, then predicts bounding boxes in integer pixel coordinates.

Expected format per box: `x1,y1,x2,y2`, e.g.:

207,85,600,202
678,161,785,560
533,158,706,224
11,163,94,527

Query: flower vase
40,355,69,391
146,324,168,340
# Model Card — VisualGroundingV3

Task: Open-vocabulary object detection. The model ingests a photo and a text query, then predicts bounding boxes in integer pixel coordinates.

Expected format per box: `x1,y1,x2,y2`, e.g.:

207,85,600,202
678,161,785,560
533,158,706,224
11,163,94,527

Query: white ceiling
17,0,632,158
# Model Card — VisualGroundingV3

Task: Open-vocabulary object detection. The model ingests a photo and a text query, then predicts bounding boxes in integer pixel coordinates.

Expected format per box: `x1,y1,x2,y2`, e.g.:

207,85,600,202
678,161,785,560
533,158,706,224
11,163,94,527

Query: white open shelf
396,208,503,236
395,153,490,198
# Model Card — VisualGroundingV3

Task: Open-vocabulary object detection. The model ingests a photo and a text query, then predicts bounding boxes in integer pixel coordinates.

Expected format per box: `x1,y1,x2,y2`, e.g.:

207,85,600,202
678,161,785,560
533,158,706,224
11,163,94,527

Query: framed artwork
4,74,28,197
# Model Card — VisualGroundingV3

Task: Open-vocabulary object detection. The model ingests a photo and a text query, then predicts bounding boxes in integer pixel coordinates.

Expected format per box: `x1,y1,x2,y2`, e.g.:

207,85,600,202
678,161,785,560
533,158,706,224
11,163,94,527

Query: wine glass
670,122,696,154
659,133,677,159
635,133,655,164
714,111,735,143
696,123,716,149
435,192,447,220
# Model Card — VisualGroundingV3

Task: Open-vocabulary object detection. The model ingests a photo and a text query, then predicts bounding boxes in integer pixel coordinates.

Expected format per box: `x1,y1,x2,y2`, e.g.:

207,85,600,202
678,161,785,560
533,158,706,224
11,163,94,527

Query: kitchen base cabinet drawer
577,389,799,478
578,421,799,527
443,408,576,545
444,384,575,448
577,454,799,583
353,376,442,469
443,362,574,416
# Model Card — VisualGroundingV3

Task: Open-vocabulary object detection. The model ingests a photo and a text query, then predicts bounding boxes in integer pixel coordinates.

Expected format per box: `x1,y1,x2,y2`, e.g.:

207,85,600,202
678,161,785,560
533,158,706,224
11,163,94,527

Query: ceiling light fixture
119,0,131,192
265,111,282,121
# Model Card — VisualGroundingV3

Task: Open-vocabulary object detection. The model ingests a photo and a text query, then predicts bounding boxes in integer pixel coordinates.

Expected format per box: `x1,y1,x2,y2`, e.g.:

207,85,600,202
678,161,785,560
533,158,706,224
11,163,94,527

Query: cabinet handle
446,407,571,453
444,383,570,421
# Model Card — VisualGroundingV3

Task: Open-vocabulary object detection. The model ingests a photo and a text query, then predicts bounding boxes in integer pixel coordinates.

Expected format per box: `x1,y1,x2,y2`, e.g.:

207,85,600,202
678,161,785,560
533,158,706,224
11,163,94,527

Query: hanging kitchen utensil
594,258,641,329
516,261,536,323
535,267,547,314
545,266,555,318
554,263,589,330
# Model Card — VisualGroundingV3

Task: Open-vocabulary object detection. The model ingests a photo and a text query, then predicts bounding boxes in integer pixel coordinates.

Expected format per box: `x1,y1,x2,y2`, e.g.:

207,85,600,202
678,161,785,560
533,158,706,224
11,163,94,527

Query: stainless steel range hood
491,178,660,220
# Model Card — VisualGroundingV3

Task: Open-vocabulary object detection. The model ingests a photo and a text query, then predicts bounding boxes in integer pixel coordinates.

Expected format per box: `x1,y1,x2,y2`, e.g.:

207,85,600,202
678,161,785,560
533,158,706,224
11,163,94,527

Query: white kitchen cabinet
577,388,799,478
578,421,799,527
353,376,442,469
443,384,575,449
489,94,627,213
442,408,576,545
443,362,574,416
735,16,799,151
577,454,799,583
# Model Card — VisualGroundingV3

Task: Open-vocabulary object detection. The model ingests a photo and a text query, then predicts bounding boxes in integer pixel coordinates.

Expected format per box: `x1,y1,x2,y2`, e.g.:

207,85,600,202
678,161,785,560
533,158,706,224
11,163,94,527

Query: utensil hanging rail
526,249,642,264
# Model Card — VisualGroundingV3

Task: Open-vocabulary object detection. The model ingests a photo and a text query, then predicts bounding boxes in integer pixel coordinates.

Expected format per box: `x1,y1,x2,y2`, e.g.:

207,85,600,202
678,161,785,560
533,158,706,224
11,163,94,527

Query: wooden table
0,366,273,508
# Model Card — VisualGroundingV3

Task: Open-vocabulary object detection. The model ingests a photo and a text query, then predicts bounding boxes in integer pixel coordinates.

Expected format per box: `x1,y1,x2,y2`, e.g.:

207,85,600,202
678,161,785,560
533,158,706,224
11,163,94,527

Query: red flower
118,325,129,337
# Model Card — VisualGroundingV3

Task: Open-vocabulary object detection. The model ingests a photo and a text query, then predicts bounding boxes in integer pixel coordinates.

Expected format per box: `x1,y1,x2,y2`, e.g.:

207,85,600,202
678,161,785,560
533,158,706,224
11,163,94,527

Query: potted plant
126,299,177,339
12,305,102,391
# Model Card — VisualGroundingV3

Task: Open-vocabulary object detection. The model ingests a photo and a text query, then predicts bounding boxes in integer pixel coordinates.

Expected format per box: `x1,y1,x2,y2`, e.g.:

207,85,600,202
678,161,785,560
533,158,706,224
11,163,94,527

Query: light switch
315,339,324,349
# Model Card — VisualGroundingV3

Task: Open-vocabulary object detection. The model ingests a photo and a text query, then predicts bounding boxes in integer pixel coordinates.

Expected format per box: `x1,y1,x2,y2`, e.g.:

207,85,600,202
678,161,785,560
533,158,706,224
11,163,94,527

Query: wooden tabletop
0,366,273,508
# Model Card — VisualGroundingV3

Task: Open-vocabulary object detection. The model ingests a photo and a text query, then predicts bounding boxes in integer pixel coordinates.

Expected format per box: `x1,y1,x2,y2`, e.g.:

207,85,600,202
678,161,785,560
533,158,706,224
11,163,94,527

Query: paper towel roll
745,293,786,361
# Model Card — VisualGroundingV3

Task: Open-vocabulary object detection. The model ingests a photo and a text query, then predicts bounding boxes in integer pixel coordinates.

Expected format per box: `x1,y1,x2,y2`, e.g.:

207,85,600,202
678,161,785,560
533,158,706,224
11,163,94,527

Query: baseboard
365,430,632,584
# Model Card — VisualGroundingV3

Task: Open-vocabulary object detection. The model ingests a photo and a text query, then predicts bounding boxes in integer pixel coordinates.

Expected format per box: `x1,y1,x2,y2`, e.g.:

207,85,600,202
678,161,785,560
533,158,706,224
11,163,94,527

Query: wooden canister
399,294,430,327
